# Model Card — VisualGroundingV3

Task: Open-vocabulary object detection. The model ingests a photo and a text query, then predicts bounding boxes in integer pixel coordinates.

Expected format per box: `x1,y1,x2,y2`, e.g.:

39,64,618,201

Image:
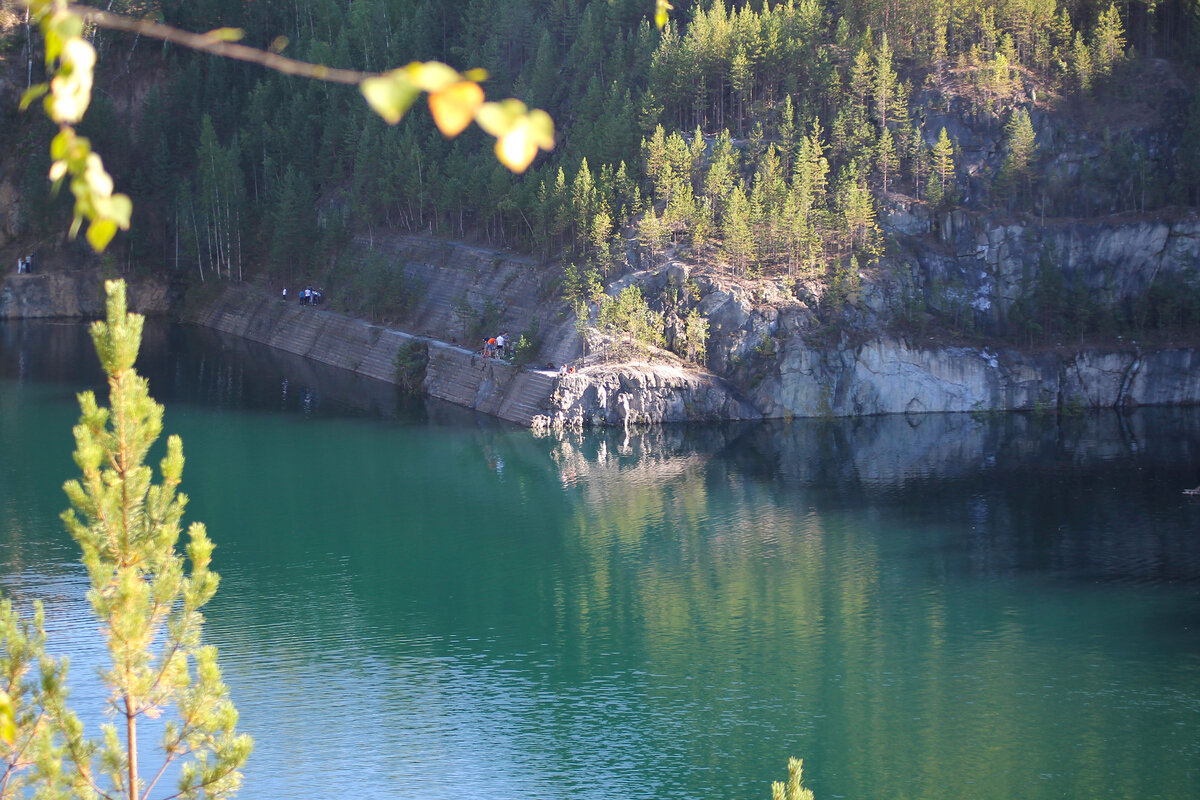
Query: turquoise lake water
1,319,1198,799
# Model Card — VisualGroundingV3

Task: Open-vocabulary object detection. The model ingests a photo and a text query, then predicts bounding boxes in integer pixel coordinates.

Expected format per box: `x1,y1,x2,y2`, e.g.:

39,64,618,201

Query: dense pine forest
2,0,1199,341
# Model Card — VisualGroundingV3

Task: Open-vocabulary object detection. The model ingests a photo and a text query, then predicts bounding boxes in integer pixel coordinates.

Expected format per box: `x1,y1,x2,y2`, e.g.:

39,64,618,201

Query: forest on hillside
3,0,1200,315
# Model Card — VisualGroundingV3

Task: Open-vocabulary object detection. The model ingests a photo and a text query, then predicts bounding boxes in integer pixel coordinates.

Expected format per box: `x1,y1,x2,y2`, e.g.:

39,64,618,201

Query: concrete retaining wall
190,287,558,426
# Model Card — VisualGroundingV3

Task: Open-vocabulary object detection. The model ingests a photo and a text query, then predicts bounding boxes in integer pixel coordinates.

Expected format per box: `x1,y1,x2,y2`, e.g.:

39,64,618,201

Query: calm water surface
1,319,1199,800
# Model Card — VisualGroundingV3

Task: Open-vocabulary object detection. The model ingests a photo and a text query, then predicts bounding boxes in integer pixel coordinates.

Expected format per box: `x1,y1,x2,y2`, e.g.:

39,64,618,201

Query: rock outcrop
754,337,1199,417
539,363,759,430
0,271,169,318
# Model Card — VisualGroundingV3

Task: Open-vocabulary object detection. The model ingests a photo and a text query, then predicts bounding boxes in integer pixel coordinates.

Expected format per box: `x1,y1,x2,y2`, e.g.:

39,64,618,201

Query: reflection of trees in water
533,415,1200,798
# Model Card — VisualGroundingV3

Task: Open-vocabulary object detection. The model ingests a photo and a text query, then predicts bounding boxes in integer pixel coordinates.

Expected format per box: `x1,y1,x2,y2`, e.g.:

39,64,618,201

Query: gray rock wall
753,337,1199,417
0,272,168,318
885,206,1200,331
191,287,557,426
541,363,760,429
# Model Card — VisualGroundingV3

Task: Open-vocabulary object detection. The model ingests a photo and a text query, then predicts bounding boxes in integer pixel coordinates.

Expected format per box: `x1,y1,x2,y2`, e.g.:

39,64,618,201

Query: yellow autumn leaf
404,61,462,93
474,99,526,138
428,81,484,137
86,218,118,252
84,152,114,198
361,70,420,124
476,100,555,173
496,115,555,173
655,0,673,29
204,27,245,42
525,108,556,151
494,124,539,173
0,690,12,745
46,37,95,123
93,192,133,230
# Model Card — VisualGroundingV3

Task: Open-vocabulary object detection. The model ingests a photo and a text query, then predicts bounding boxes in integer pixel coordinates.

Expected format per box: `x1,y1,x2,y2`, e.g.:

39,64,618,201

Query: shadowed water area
1,319,1199,799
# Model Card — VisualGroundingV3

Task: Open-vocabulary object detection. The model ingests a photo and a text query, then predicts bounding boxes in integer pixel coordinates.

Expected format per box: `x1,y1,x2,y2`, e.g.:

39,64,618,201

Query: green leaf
204,27,245,42
86,219,118,252
360,71,420,125
50,129,74,161
20,83,49,111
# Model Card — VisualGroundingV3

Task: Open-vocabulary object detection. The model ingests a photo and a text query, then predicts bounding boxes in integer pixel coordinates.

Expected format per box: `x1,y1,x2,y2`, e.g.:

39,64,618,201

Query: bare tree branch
68,5,374,85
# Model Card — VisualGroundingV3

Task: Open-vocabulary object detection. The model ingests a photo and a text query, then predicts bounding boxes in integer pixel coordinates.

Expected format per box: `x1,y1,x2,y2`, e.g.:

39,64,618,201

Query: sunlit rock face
751,338,1200,418
542,363,760,429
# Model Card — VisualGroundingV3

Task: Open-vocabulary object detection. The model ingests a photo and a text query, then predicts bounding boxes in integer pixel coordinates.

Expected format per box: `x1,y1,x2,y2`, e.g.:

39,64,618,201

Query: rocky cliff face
0,272,169,318
678,250,1200,418
174,229,1198,426
881,204,1200,333
540,363,759,429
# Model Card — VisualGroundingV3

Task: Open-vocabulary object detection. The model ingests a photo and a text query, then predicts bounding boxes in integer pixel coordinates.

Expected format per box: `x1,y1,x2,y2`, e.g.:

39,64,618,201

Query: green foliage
927,127,956,208
596,285,666,349
1090,4,1126,77
771,757,816,800
0,281,251,800
683,308,709,364
0,599,81,797
454,296,503,345
9,0,1196,301
331,250,419,324
510,319,542,366
393,339,429,394
997,108,1037,203
561,262,604,309
822,255,863,312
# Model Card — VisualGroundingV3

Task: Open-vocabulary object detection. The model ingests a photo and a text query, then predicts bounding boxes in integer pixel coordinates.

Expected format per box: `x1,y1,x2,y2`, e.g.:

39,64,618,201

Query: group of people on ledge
482,333,508,359
282,286,325,305
13,254,34,274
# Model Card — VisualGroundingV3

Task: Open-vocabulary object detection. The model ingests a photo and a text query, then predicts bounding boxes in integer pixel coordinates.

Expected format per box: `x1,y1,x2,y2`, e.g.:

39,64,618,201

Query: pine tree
703,130,738,222
1071,31,1093,92
876,127,898,193
998,108,1038,203
872,33,900,132
0,599,83,797
0,281,253,800
849,45,872,124
1091,3,1126,76
929,126,955,207
771,757,815,800
722,184,757,274
638,204,671,264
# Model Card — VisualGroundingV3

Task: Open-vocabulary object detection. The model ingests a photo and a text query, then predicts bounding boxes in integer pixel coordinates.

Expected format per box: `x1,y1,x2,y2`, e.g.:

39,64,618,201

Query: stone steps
497,370,559,426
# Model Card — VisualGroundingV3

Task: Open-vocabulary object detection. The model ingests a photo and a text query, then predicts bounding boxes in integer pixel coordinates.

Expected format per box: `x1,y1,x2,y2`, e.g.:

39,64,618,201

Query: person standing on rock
496,332,507,359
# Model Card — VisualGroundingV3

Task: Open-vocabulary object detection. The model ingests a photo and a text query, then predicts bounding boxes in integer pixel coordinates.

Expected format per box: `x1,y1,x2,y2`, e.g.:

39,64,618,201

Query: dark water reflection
1,319,1199,800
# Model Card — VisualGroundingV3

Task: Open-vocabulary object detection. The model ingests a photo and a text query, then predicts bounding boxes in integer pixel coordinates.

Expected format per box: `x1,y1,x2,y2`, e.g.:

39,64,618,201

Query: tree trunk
126,698,137,800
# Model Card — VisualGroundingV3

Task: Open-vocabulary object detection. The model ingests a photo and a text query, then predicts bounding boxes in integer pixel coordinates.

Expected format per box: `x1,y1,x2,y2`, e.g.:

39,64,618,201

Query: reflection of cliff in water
0,319,109,387
541,410,1200,586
